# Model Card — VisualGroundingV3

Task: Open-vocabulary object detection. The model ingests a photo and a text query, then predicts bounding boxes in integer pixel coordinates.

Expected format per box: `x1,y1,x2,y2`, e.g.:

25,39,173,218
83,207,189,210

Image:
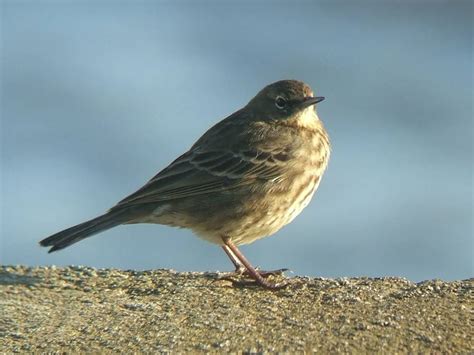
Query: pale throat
293,107,321,129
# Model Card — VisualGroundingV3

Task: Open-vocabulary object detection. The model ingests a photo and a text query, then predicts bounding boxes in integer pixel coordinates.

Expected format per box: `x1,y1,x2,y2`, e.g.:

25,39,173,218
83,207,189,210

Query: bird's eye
275,96,287,110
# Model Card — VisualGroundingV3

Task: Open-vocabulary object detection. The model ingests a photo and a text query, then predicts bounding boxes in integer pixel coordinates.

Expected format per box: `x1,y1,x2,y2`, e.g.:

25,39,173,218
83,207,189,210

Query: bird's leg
222,244,288,277
221,245,247,274
218,245,285,280
221,237,288,290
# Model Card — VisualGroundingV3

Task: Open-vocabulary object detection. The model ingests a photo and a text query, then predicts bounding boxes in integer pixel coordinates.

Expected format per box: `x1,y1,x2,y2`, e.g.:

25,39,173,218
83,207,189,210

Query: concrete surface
0,265,471,353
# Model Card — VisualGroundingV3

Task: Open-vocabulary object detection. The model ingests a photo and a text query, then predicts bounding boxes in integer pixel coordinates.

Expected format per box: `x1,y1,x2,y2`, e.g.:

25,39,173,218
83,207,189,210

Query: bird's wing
112,110,296,208
113,147,288,207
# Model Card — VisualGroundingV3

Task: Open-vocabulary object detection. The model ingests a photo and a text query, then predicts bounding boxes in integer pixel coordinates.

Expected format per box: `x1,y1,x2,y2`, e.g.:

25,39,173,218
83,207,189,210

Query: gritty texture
0,265,472,353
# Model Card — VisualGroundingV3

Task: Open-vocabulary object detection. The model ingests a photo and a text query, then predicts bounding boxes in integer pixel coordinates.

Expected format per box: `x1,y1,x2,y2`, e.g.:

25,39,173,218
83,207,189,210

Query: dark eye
275,96,287,110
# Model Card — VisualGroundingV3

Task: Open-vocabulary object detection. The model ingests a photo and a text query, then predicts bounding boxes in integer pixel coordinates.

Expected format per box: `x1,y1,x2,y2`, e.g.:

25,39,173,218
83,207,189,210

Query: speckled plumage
117,80,330,245
40,80,330,288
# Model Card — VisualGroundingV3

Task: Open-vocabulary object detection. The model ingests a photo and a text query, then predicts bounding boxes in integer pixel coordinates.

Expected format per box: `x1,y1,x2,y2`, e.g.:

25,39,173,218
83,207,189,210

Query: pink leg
221,237,288,290
221,245,246,273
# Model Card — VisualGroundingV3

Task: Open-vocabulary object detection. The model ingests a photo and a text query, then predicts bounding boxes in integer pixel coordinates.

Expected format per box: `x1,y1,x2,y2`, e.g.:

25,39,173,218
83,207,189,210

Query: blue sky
1,1,472,281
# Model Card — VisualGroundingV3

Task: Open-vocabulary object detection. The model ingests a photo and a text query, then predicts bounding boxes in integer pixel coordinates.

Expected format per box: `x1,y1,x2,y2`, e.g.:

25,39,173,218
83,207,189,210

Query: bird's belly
190,174,322,246
140,171,324,246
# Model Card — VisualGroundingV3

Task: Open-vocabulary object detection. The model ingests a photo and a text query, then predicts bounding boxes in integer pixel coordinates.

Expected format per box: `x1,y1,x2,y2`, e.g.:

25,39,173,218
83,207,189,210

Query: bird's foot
220,239,290,290
254,267,289,278
215,267,288,280
215,267,290,289
228,277,290,290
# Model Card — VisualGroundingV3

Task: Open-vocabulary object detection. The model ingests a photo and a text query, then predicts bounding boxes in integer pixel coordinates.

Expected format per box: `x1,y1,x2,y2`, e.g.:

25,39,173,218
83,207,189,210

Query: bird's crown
246,80,324,120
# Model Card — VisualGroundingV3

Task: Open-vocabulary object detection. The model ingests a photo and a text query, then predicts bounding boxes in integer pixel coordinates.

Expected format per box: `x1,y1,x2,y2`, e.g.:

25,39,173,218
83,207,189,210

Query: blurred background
1,1,472,281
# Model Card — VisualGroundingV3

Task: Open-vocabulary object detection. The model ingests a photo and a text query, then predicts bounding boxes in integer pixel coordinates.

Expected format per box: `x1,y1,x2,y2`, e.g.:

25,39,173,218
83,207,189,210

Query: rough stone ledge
0,265,472,353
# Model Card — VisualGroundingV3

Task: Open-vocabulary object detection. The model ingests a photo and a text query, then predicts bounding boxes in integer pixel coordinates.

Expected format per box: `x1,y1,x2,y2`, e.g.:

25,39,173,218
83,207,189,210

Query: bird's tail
39,209,131,253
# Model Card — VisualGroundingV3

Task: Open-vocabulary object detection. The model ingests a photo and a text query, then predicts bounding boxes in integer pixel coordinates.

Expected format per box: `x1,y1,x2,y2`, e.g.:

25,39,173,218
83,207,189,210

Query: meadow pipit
40,80,330,289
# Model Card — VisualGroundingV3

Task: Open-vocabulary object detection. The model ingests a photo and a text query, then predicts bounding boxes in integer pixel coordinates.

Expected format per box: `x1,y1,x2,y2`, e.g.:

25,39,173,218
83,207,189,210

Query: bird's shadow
0,270,41,286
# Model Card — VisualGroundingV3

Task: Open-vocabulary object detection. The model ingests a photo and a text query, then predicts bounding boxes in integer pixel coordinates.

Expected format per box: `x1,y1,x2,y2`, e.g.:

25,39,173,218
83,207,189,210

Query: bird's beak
300,96,325,109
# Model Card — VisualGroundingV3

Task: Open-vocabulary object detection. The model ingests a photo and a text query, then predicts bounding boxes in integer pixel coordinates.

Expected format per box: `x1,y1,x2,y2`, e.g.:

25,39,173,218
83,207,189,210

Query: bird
40,79,331,289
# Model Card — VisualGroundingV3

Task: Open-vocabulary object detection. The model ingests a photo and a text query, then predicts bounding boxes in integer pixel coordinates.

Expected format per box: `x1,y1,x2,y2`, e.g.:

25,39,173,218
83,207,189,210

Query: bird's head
246,80,324,124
